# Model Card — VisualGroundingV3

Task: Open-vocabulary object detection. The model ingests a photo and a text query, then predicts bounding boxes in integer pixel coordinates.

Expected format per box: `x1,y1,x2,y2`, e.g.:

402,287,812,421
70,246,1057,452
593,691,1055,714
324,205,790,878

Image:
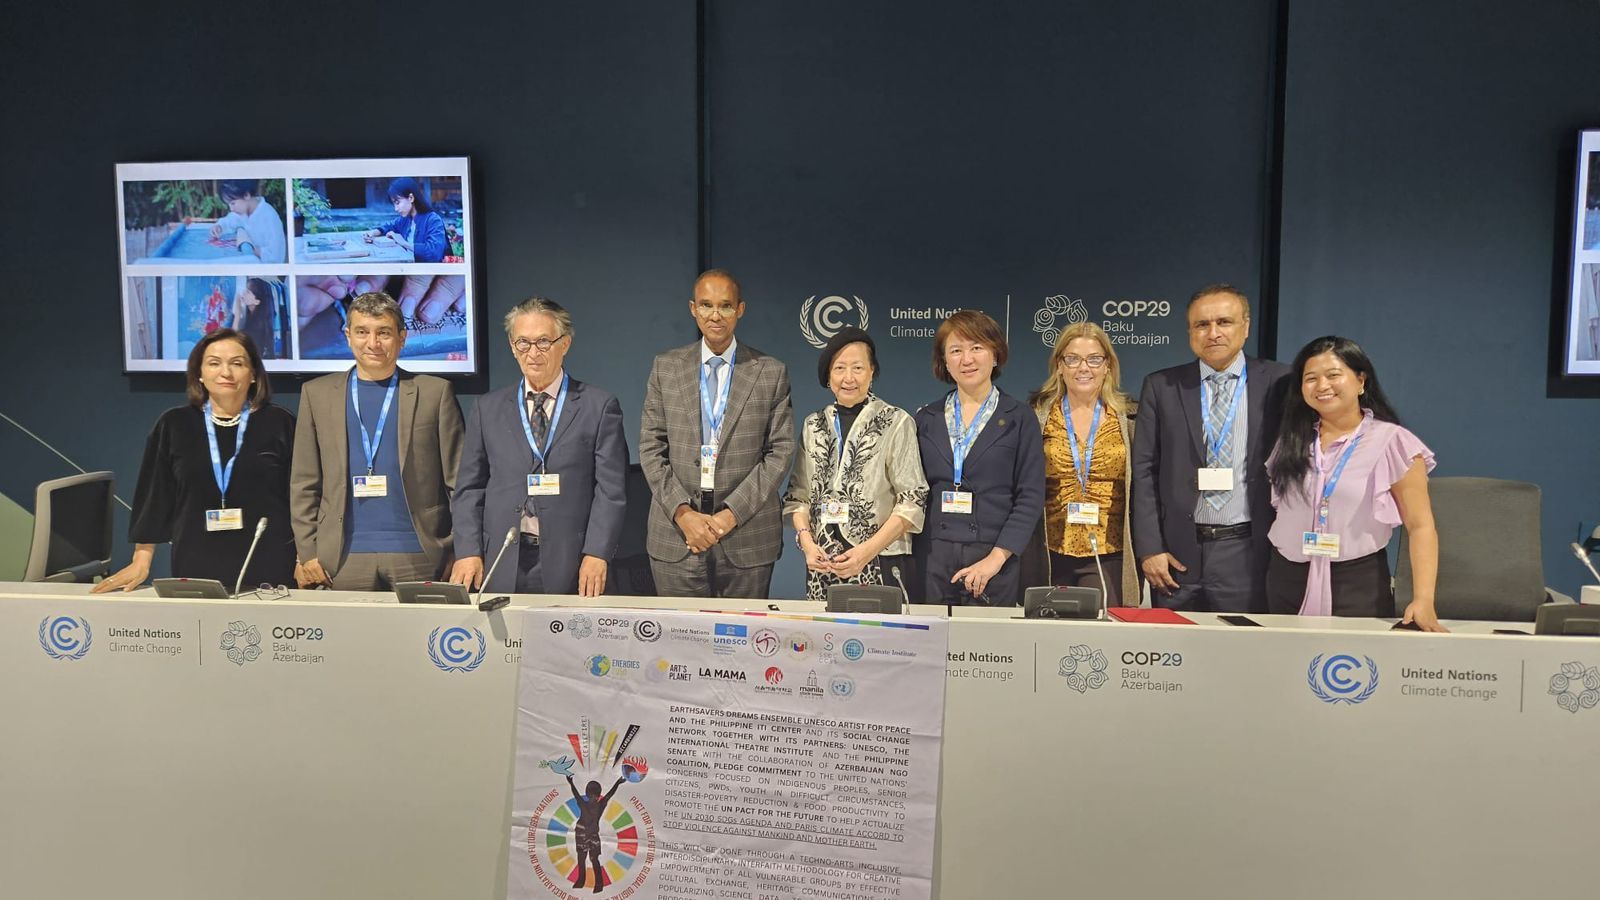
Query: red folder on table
1107,607,1196,624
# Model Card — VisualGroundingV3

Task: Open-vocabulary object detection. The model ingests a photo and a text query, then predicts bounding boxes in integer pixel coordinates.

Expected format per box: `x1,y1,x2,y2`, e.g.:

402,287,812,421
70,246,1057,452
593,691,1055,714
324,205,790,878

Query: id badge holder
527,474,561,496
1197,467,1234,491
820,501,849,525
700,444,718,490
941,490,974,514
1302,531,1341,558
1067,502,1100,525
352,474,388,497
206,508,244,531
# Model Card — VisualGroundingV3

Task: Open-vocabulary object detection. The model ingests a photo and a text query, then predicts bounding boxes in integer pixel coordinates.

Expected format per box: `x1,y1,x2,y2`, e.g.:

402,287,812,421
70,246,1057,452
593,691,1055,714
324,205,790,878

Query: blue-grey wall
1277,0,1600,597
2,0,1595,599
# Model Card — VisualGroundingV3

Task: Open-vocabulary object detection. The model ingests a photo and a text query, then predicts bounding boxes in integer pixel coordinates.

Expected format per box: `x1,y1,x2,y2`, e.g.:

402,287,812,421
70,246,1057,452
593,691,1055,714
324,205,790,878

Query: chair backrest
24,471,115,583
1395,476,1544,621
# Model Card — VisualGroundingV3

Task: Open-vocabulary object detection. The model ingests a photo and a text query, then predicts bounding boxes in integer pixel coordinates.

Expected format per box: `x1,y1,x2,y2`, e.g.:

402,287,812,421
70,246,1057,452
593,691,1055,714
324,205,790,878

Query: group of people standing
93,273,1444,631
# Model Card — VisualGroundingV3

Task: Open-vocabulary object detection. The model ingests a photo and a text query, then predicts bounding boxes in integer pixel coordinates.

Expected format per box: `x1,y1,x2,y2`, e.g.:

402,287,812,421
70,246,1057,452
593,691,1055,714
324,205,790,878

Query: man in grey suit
449,298,628,596
290,292,465,591
1130,284,1293,612
639,269,795,598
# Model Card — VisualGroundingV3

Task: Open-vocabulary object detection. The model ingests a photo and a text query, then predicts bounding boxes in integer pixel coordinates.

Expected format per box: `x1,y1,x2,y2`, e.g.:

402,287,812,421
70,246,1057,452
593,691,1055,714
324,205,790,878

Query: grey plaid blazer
639,340,795,567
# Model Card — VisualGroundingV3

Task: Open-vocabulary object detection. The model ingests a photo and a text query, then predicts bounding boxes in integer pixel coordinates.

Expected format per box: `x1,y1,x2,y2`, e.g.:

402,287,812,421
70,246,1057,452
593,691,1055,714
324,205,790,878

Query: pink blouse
1268,412,1436,616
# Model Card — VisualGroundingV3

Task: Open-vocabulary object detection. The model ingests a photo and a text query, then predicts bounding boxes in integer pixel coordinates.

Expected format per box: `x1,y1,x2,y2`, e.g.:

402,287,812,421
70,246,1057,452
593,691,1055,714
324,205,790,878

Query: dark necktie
528,391,550,472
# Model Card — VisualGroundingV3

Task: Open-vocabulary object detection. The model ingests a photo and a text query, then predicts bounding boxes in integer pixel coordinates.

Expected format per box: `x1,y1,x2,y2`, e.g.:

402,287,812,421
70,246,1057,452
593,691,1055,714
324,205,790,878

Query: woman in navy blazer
913,310,1045,605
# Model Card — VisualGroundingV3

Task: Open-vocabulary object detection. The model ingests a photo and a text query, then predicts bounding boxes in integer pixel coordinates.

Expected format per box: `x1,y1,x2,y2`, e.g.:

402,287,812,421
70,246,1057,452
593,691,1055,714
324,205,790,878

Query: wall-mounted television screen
1563,131,1600,377
116,157,477,375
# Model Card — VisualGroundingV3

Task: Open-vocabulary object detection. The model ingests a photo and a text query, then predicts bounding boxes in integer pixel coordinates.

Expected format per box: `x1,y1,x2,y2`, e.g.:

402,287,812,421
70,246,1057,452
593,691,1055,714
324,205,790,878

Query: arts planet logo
1307,653,1379,705
764,666,784,685
427,626,487,673
38,615,92,661
528,723,655,896
1548,662,1600,714
220,620,262,666
1057,644,1108,693
842,638,866,662
1032,294,1090,348
567,614,594,640
799,294,870,348
750,627,781,657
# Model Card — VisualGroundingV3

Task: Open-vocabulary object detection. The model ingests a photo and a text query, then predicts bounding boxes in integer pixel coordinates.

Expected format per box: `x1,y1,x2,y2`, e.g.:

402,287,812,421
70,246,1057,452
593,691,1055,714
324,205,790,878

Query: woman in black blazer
913,310,1045,605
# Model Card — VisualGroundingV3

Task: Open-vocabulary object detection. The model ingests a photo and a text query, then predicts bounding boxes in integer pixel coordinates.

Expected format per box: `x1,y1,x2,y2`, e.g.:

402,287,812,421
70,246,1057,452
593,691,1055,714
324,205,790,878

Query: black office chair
23,471,115,583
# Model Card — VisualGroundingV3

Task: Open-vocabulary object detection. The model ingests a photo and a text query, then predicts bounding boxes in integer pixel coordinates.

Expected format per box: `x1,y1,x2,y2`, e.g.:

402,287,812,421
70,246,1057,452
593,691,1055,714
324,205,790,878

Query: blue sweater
380,211,448,263
346,377,423,553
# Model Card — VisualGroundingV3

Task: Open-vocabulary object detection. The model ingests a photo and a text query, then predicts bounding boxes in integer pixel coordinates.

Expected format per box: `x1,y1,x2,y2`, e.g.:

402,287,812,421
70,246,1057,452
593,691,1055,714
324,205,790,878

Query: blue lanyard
1061,398,1102,496
699,347,736,443
951,387,996,486
1200,365,1248,461
1313,428,1364,532
203,401,252,507
518,373,570,469
349,371,398,476
830,409,850,463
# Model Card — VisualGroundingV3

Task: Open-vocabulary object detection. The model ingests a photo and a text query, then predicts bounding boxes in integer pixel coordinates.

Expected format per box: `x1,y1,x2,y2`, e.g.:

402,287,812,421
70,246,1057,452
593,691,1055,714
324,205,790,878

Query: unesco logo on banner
1549,662,1600,714
1032,295,1090,348
38,615,92,661
1057,644,1108,693
428,626,487,673
1307,653,1379,705
799,295,869,348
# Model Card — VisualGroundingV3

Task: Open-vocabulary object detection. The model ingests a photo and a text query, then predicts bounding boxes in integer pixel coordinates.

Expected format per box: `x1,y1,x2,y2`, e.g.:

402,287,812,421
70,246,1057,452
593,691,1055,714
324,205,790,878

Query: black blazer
912,390,1045,556
1129,355,1293,574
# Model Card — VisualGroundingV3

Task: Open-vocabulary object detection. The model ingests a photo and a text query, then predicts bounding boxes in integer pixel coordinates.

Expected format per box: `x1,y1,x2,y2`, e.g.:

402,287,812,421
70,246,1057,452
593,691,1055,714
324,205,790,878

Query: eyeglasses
512,335,566,356
1061,355,1107,369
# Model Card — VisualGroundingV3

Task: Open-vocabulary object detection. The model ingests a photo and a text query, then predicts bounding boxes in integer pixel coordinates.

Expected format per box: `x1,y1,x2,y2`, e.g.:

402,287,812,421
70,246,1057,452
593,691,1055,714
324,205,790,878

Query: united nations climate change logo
1057,644,1108,693
1307,653,1379,705
428,626,487,673
1549,662,1600,714
1032,294,1089,348
220,620,261,666
799,294,869,348
38,615,92,660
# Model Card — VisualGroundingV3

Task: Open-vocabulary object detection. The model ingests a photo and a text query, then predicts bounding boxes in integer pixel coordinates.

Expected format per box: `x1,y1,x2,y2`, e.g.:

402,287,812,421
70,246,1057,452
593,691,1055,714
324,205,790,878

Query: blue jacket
382,210,448,262
913,389,1045,556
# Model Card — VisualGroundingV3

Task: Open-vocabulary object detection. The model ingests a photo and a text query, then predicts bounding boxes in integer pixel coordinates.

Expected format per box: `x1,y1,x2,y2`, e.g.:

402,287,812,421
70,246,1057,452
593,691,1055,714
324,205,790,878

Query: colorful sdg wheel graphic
538,798,642,890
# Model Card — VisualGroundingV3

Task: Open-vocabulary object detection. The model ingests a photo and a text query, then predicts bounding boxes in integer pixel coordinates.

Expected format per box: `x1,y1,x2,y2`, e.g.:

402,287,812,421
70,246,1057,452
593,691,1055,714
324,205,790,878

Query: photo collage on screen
117,158,475,375
1567,135,1600,374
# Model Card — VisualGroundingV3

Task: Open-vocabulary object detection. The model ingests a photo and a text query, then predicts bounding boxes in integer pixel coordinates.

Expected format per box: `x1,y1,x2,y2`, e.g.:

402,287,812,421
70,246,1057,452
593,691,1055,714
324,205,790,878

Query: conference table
2,582,1595,899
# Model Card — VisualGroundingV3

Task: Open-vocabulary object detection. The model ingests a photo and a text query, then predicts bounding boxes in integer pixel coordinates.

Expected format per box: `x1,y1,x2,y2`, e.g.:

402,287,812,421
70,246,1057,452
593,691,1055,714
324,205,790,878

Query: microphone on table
1090,534,1110,621
890,565,911,616
1572,542,1600,593
233,518,269,599
478,528,518,610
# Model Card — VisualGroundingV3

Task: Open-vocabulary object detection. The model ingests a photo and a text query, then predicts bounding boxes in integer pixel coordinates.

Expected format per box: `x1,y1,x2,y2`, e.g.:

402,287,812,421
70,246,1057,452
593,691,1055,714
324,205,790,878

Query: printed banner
507,609,949,900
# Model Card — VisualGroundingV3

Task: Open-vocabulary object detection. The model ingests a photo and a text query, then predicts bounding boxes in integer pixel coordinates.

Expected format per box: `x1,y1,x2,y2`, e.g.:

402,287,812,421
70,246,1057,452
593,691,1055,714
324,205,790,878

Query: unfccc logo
38,615,92,660
428,626,487,673
799,295,869,348
1307,653,1379,705
1032,295,1089,348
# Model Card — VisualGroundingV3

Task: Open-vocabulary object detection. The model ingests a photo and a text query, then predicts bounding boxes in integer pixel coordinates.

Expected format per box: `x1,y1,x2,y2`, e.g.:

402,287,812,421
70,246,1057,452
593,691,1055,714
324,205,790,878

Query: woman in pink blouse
1265,336,1445,631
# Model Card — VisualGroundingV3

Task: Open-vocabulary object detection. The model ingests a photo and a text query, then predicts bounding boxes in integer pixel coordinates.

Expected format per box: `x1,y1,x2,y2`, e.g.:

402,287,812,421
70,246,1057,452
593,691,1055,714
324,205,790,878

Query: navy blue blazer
452,376,629,594
912,390,1045,556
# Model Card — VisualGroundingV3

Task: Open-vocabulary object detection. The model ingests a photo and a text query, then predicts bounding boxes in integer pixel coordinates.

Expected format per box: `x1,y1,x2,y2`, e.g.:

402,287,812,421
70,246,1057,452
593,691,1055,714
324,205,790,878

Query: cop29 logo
1032,295,1090,348
1057,644,1108,693
799,295,869,348
1549,661,1600,714
38,615,92,660
1307,653,1379,705
428,626,487,673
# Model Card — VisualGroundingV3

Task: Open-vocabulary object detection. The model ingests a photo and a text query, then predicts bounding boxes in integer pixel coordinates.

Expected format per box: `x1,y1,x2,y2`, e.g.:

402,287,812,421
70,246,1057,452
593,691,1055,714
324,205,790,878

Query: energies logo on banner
428,626,487,673
1549,662,1600,713
1057,644,1109,693
799,295,869,348
529,722,655,897
38,615,92,660
1031,295,1089,348
1308,653,1379,705
220,620,262,666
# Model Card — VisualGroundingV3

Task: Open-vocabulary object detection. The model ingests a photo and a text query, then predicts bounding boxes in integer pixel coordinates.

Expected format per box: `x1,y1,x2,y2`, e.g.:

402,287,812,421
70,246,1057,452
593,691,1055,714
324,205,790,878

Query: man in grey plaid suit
639,269,795,598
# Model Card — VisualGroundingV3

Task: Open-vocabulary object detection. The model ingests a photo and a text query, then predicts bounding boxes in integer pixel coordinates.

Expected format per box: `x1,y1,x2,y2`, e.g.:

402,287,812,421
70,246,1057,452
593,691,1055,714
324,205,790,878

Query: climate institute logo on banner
799,295,869,348
38,615,92,660
1032,294,1089,348
1307,653,1379,705
428,626,487,673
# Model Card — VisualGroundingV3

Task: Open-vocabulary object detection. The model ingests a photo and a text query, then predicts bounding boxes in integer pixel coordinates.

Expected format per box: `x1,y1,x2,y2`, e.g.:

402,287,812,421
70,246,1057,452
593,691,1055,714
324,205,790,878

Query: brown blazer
289,368,465,573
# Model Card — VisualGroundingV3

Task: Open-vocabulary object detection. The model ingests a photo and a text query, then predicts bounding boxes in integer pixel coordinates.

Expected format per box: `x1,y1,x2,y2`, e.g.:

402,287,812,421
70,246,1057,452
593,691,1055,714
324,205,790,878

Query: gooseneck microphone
478,528,518,606
1089,534,1110,621
234,518,269,598
890,565,911,616
1572,542,1600,590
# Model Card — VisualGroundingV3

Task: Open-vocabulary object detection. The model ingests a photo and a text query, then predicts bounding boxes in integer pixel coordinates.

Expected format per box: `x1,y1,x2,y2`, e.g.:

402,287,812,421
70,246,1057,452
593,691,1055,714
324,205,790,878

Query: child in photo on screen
209,179,287,263
363,176,448,263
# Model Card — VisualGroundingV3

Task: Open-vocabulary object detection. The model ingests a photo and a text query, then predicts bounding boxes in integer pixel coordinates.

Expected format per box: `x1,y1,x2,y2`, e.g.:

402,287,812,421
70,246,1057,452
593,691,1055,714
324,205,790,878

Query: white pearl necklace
210,411,243,427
